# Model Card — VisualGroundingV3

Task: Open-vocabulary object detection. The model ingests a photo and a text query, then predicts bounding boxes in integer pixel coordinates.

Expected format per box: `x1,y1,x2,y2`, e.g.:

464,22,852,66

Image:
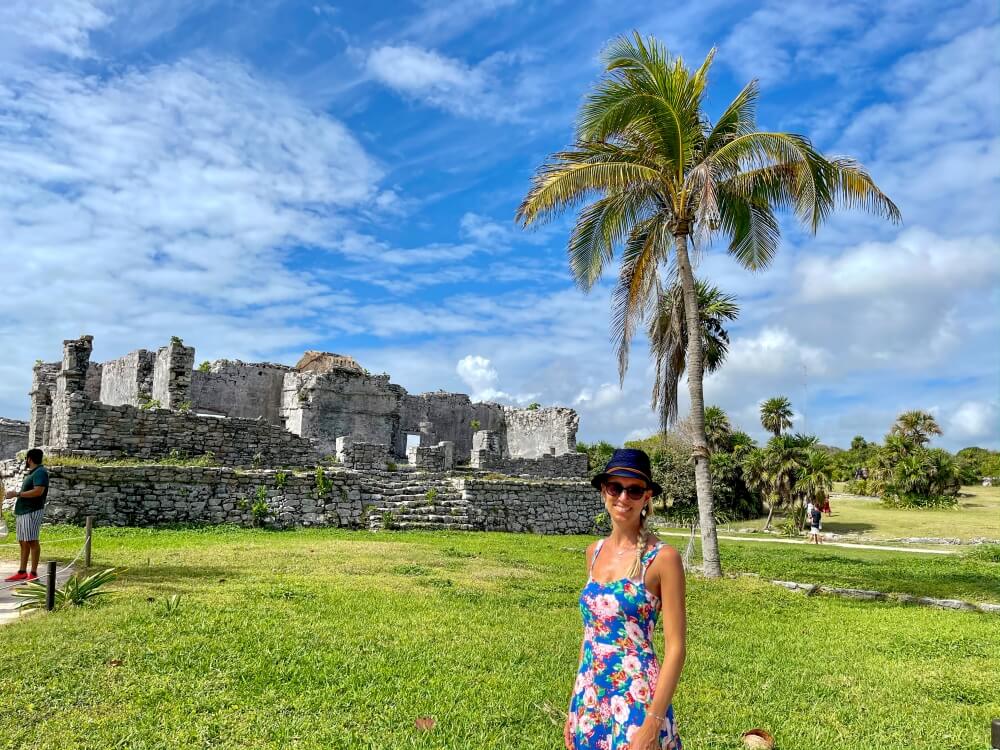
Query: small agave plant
13,568,123,610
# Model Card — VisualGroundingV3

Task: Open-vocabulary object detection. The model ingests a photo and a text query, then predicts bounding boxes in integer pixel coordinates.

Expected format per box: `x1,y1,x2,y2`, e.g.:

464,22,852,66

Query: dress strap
589,539,606,572
640,542,664,575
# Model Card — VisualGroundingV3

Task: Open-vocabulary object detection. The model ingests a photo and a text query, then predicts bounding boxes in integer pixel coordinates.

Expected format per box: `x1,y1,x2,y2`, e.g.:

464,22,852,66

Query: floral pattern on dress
569,540,681,749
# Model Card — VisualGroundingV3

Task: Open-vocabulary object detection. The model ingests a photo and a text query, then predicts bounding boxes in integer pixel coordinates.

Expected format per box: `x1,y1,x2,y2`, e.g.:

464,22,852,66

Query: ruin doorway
405,433,421,459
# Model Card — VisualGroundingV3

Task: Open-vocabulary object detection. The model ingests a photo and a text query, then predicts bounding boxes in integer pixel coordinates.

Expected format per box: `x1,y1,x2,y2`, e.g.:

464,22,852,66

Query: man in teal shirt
4,449,48,582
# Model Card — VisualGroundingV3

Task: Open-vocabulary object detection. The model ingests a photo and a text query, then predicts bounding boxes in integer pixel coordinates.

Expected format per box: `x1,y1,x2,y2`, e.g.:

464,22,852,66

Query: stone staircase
361,468,478,531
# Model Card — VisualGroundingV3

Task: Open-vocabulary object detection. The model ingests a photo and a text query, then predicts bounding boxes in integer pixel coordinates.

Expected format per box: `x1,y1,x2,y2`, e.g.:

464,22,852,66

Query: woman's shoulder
645,535,681,565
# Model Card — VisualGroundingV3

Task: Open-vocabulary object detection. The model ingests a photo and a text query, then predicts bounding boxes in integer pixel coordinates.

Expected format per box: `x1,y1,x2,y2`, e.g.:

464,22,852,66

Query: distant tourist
808,502,823,545
3,449,49,582
565,449,684,750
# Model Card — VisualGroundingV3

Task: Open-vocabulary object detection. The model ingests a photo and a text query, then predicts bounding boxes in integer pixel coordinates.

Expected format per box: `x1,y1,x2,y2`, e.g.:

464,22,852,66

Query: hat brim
591,468,662,497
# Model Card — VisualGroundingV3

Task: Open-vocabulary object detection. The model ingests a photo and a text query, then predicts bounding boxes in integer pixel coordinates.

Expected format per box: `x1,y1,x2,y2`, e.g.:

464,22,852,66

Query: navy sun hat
591,448,662,497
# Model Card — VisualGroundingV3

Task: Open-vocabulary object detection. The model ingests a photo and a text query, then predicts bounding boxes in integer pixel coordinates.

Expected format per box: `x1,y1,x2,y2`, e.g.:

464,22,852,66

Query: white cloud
365,44,533,121
949,401,1000,442
0,0,112,60
455,354,537,404
0,53,383,416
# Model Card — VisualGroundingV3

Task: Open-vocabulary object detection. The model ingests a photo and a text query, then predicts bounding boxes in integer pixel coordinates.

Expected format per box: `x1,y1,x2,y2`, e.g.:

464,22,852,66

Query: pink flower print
575,672,587,694
593,593,619,619
594,641,618,658
583,669,595,687
578,713,595,735
645,663,660,685
622,654,642,676
628,676,651,704
611,695,630,724
623,580,638,597
583,686,598,708
598,698,612,721
625,621,645,644
568,712,578,734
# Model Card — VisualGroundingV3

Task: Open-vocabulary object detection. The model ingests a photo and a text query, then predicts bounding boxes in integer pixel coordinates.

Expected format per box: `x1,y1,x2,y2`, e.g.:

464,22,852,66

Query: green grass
1,526,998,750
729,485,1000,542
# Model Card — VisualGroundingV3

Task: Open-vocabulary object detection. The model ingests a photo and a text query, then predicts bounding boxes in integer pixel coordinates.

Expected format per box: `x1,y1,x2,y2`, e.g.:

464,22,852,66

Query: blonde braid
625,503,650,581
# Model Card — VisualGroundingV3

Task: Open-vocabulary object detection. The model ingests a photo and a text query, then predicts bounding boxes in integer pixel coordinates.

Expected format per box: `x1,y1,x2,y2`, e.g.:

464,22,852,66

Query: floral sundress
568,539,682,749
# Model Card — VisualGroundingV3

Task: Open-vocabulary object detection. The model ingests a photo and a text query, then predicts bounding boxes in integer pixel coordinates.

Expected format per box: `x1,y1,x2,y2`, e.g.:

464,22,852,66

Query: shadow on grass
116,565,241,586
818,522,877,534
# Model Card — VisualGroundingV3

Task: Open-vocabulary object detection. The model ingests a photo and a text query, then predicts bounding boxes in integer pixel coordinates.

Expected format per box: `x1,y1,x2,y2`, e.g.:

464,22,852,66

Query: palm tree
648,282,738,432
743,435,809,530
703,405,733,454
795,449,833,514
516,34,900,577
890,410,942,447
760,396,794,437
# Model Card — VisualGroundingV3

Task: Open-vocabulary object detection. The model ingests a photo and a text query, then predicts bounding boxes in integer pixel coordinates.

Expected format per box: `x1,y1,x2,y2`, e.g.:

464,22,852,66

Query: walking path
0,561,75,625
655,530,958,555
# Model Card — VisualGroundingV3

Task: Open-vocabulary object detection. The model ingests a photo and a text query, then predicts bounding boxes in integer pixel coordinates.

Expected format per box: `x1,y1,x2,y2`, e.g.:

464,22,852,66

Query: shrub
275,471,287,489
176,400,193,412
577,441,616,474
425,488,438,505
526,402,540,411
470,419,481,431
592,511,611,534
251,499,270,527
14,568,121,610
965,544,1000,564
386,462,397,472
139,398,161,411
381,511,397,530
314,466,332,498
197,360,212,372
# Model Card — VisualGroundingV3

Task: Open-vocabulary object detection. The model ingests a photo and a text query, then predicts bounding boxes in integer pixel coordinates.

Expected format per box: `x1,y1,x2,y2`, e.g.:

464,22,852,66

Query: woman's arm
646,545,686,719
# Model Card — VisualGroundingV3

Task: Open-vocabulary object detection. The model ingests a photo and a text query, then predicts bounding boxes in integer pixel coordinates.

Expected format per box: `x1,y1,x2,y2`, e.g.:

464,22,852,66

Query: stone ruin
1,335,597,534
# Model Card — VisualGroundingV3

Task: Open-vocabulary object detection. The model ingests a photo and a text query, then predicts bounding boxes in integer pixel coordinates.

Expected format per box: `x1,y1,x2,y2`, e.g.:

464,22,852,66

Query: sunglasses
602,481,648,501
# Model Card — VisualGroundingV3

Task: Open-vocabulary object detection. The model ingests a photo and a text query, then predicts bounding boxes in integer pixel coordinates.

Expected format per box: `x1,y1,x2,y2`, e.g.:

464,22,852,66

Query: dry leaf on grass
414,717,436,731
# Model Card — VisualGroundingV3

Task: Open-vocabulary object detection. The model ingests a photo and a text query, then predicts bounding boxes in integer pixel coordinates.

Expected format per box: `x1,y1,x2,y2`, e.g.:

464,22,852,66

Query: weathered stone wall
282,369,405,456
503,406,579,458
151,340,195,409
50,394,319,468
28,361,60,448
407,441,454,471
99,350,156,406
190,361,290,422
398,393,505,460
459,477,600,534
0,419,28,459
2,465,363,528
470,451,588,478
336,438,388,471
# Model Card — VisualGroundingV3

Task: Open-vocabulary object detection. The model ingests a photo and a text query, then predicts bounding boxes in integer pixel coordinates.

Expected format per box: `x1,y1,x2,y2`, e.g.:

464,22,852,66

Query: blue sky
1,0,997,450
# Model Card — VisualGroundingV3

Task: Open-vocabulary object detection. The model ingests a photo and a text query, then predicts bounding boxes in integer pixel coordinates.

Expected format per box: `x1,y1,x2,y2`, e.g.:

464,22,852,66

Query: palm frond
826,157,902,224
611,215,668,383
704,79,759,153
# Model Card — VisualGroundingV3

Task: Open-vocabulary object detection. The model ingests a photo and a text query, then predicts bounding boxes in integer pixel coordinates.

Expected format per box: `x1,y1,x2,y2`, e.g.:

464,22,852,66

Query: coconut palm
648,282,739,433
760,396,794,437
890,410,942,447
516,34,900,577
795,449,833,510
703,405,733,454
743,435,809,530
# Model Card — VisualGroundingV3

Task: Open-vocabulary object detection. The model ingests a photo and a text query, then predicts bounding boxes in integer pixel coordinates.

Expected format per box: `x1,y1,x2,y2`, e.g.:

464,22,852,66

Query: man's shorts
15,509,44,542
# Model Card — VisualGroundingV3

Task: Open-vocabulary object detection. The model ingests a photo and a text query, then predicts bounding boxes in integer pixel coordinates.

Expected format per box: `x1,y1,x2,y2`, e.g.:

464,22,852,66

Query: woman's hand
627,717,661,750
563,712,574,749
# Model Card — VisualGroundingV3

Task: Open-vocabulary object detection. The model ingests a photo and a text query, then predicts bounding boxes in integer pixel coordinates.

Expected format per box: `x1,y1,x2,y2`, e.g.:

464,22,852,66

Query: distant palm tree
516,34,899,577
649,283,739,432
702,405,733,454
795,449,833,512
760,396,794,437
743,435,809,530
890,410,942,447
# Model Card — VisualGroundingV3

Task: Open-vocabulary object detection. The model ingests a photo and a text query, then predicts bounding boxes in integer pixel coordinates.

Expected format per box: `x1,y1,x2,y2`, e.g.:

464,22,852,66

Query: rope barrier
0,535,87,548
0,535,89,593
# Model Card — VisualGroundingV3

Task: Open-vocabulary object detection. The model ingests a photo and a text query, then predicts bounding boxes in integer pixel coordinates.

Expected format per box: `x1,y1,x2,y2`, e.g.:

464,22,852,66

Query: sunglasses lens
603,482,647,500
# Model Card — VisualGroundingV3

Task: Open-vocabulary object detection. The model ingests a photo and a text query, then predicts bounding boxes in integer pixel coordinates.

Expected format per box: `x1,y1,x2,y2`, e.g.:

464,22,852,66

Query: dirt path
654,530,958,555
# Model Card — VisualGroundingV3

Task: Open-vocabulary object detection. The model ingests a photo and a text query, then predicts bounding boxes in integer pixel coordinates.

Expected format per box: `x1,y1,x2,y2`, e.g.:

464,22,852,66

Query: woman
565,448,686,750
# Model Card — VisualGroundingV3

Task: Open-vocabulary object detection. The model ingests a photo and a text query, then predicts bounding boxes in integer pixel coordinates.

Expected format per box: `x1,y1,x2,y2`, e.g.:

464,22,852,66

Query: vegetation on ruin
43,452,219,468
517,34,900,578
1,527,997,749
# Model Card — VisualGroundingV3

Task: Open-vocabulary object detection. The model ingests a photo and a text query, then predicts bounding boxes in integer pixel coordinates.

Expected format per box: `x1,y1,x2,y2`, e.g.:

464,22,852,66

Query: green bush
251,499,270,526
965,544,1000,563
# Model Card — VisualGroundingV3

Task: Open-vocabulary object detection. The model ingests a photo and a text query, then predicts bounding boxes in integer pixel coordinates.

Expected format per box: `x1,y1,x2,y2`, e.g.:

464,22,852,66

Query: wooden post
84,516,93,568
991,718,999,749
45,560,57,611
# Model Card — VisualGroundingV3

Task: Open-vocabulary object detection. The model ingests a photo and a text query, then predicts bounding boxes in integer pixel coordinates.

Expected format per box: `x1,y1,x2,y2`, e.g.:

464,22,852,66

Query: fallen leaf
414,717,436,731
107,659,124,667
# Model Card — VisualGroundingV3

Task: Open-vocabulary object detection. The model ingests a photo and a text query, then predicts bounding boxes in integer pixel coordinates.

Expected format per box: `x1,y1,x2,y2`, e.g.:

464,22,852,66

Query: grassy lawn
1,526,998,750
721,485,1000,543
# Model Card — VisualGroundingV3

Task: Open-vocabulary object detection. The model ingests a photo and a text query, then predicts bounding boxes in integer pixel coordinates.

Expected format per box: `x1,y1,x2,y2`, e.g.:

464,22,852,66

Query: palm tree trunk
674,231,722,578
764,503,774,531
